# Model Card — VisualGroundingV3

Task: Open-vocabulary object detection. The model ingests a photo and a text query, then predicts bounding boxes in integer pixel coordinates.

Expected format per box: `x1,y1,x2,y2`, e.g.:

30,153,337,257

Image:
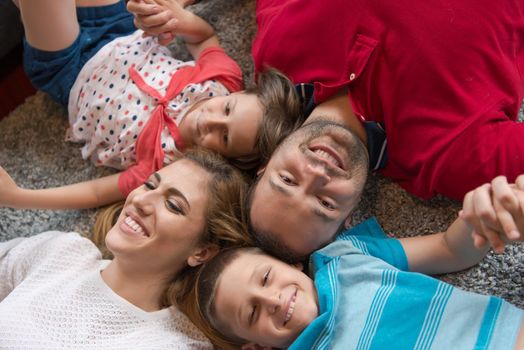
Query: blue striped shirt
290,218,523,350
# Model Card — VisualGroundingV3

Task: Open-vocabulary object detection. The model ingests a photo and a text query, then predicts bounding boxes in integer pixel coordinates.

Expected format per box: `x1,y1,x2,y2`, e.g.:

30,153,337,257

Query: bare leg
18,0,79,51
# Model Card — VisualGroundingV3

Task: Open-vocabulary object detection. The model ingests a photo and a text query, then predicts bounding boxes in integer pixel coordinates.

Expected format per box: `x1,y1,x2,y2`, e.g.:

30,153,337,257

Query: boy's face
214,251,319,349
179,92,263,159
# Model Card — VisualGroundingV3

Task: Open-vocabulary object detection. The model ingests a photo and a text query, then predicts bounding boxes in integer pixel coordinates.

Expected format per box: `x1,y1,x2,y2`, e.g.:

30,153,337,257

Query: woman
0,149,250,348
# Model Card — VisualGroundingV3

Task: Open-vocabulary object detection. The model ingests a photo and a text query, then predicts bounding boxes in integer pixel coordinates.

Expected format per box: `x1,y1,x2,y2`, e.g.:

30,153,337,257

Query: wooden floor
0,44,36,120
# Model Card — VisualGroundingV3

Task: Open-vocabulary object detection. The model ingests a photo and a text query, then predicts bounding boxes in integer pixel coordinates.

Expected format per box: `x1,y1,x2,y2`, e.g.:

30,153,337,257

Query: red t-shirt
252,0,524,199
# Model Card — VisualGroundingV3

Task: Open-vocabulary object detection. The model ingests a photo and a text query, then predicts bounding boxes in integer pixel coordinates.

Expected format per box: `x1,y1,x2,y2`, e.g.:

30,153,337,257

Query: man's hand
460,175,524,253
0,166,21,208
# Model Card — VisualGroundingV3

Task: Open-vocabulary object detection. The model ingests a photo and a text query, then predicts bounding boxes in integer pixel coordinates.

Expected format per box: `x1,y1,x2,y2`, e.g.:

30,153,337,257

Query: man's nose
303,163,331,191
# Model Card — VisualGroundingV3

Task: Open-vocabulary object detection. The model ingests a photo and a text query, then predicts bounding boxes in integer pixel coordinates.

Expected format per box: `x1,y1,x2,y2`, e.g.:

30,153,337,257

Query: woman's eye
280,174,295,185
166,200,184,215
319,198,335,210
144,181,155,190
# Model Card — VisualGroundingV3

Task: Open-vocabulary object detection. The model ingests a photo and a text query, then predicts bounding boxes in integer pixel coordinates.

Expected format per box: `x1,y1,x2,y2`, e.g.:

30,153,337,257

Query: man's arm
0,166,123,210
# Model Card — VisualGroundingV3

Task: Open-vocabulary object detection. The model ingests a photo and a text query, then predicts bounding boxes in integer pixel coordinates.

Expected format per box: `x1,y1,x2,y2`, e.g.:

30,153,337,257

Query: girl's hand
460,175,524,253
127,0,181,45
0,166,21,208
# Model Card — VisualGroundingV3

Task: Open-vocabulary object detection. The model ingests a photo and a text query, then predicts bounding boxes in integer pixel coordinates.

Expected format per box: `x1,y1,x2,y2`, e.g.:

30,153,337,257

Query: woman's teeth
124,216,147,236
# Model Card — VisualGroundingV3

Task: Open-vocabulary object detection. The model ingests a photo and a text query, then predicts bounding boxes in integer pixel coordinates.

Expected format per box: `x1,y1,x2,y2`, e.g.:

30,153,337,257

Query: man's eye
166,200,184,215
280,174,295,185
319,198,335,210
222,132,229,146
143,181,155,190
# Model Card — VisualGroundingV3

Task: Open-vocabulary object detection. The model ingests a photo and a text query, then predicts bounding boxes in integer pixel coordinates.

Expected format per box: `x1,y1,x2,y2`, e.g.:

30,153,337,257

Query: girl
0,149,251,348
193,182,524,350
15,0,302,206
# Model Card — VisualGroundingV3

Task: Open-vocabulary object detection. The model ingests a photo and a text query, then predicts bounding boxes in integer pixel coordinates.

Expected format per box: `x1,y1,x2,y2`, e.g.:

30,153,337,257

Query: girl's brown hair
92,149,252,312
231,68,304,174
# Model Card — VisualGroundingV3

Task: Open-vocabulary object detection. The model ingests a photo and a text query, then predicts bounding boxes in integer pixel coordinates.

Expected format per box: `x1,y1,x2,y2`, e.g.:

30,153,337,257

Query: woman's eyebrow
155,173,191,209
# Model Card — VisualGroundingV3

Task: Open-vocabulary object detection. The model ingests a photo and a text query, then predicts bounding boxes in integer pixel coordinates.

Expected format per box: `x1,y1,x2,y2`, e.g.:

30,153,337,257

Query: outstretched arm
127,0,219,59
399,178,524,275
0,166,123,210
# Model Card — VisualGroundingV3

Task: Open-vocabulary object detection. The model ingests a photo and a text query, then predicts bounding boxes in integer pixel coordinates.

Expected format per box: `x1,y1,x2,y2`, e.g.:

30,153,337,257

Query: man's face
250,121,366,257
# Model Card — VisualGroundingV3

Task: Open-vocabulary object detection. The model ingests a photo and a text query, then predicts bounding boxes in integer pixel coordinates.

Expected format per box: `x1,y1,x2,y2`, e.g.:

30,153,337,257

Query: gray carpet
0,0,522,310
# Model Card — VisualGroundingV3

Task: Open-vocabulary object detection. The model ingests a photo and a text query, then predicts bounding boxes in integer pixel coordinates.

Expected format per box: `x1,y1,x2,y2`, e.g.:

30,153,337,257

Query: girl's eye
319,198,335,210
263,268,271,286
166,199,184,215
280,174,296,185
144,181,156,190
224,102,231,116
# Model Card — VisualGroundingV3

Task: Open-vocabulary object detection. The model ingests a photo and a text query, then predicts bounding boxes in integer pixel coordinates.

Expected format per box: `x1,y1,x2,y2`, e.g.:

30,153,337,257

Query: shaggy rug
0,0,522,311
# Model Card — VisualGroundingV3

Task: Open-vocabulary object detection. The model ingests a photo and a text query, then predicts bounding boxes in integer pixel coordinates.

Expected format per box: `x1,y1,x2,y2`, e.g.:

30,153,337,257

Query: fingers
491,176,520,240
127,0,161,17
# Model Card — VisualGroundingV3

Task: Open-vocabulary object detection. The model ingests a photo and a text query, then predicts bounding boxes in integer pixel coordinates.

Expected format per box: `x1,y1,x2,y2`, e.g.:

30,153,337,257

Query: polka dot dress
67,30,230,170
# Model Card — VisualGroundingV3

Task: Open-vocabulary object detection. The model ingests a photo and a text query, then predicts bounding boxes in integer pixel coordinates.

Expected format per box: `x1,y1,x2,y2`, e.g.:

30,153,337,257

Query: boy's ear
344,215,352,229
241,343,272,350
187,244,219,267
291,262,304,271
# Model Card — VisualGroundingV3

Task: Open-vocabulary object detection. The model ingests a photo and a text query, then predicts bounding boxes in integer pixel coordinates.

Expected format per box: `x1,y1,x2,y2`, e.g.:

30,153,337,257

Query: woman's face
106,159,211,276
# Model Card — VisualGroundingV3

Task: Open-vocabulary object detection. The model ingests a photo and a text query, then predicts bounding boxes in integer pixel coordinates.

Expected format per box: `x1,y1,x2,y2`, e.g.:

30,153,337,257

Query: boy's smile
213,251,319,348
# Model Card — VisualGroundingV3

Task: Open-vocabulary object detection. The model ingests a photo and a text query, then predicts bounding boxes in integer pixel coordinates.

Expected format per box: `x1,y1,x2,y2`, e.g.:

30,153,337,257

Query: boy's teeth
285,294,296,324
125,216,146,236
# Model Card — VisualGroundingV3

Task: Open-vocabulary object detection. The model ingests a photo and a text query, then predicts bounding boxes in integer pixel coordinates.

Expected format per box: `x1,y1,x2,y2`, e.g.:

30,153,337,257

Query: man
251,0,524,200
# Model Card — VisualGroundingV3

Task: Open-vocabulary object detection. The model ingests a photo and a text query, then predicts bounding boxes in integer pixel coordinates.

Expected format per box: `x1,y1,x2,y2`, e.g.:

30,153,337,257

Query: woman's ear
256,164,267,177
187,244,219,267
241,343,272,350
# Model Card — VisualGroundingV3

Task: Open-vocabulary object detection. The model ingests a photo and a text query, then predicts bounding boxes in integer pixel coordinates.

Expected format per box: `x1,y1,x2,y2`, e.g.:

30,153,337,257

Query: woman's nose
131,190,155,215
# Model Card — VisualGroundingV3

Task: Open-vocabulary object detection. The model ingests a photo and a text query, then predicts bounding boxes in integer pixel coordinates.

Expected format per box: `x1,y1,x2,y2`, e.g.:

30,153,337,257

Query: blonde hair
92,149,252,312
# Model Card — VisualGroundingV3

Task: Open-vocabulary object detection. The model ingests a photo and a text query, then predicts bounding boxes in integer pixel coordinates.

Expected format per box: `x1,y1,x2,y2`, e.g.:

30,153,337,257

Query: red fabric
118,46,243,196
252,0,524,199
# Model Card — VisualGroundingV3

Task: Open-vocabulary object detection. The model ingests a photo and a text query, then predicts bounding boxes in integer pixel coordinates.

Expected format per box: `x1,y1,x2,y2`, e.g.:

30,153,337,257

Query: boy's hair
92,149,253,309
193,246,264,350
230,68,304,174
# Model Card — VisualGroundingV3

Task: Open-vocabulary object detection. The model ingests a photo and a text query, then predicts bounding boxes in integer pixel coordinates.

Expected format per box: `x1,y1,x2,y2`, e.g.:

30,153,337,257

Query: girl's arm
127,0,219,59
0,166,123,210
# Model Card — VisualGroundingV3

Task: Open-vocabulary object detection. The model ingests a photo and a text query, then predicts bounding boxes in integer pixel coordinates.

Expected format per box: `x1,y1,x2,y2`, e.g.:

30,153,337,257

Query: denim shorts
23,0,136,107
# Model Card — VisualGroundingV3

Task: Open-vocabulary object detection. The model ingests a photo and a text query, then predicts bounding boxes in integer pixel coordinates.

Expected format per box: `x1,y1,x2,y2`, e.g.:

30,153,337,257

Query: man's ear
344,215,352,229
187,244,219,267
241,343,272,350
256,164,267,177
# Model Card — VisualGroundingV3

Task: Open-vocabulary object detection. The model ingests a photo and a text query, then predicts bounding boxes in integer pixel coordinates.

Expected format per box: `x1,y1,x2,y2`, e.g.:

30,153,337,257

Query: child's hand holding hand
0,166,21,208
127,0,184,45
460,175,524,253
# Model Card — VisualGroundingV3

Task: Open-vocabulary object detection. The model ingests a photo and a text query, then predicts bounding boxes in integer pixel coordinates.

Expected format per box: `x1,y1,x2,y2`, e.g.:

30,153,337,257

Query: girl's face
106,159,211,276
178,92,263,159
213,251,319,349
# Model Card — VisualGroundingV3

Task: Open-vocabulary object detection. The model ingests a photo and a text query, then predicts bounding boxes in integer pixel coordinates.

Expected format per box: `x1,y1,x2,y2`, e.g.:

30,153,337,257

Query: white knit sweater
0,231,212,349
